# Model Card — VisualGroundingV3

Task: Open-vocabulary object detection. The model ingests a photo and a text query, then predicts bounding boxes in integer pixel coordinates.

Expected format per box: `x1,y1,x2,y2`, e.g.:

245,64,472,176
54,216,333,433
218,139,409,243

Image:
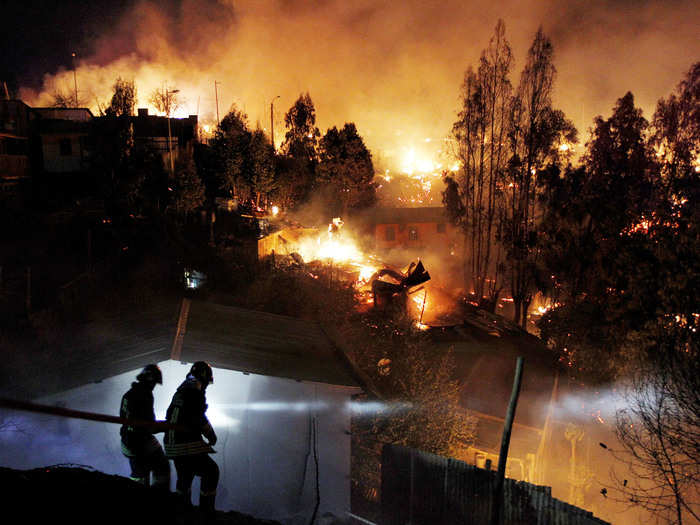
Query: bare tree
612,347,700,525
50,88,85,108
149,84,181,117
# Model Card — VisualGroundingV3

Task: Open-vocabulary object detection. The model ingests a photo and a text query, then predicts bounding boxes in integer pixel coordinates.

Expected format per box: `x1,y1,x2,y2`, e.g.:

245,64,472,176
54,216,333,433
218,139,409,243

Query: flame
401,146,438,175
295,224,380,287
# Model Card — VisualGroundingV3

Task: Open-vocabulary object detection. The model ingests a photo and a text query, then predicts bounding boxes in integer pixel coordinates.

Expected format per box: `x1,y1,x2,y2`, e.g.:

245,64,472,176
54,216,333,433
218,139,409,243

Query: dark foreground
0,465,281,525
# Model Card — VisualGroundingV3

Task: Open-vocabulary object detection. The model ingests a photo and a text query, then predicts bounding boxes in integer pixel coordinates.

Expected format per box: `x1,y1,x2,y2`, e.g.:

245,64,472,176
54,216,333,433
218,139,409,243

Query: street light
71,52,78,107
166,88,180,175
270,95,280,152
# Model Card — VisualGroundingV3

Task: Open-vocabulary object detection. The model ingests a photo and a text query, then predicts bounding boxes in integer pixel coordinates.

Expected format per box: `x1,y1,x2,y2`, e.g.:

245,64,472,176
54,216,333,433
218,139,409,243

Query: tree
537,93,653,380
50,88,84,108
124,146,168,215
317,122,375,216
344,312,476,504
649,62,700,204
170,154,205,217
278,93,320,208
148,84,181,117
249,127,276,208
502,27,576,328
612,345,700,525
105,77,136,117
281,92,320,161
88,116,135,215
210,106,252,200
445,20,513,309
609,66,700,523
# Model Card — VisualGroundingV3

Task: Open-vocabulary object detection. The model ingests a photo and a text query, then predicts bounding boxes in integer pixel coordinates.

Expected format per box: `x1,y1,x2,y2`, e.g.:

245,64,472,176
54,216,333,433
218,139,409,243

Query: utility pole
71,52,78,107
270,95,280,151
491,356,524,525
214,81,221,126
166,88,180,175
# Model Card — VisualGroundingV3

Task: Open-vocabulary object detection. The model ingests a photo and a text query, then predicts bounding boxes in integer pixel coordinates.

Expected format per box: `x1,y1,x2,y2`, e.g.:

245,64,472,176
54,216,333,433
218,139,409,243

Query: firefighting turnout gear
127,446,170,488
173,454,220,512
165,371,217,457
136,363,163,385
119,370,170,488
189,361,214,386
166,365,219,512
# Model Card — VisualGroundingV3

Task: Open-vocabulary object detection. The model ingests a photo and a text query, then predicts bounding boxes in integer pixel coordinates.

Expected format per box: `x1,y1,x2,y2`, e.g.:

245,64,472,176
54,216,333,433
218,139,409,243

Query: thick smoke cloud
21,0,699,165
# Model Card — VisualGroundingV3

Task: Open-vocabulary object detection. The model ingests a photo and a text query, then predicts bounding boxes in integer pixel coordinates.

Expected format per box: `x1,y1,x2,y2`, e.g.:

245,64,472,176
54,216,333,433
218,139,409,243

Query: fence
381,445,609,525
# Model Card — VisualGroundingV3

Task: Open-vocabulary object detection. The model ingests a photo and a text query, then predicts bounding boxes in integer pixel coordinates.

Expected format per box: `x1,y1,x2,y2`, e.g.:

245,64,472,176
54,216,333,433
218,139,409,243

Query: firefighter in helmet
119,363,171,490
165,361,219,515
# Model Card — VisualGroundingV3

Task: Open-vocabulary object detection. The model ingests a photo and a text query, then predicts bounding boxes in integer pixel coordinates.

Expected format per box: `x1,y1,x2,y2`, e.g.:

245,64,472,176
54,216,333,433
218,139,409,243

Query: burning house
363,206,461,257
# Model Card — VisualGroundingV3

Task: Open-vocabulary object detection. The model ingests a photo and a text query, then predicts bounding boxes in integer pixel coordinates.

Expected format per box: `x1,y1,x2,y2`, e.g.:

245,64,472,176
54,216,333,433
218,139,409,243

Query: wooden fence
381,445,609,525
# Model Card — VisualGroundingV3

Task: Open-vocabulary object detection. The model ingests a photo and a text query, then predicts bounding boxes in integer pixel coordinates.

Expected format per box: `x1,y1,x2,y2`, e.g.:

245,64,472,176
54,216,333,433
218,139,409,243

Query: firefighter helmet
137,364,163,384
190,361,214,385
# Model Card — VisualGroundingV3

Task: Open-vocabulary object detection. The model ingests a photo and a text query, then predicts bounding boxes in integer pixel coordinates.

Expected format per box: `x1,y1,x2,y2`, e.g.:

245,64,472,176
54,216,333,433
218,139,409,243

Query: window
409,227,418,241
437,223,446,233
385,225,396,241
59,138,72,156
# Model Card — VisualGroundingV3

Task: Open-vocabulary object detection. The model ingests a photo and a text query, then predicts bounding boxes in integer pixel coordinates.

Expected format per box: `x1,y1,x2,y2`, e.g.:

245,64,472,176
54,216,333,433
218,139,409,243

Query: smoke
213,400,413,415
20,0,699,165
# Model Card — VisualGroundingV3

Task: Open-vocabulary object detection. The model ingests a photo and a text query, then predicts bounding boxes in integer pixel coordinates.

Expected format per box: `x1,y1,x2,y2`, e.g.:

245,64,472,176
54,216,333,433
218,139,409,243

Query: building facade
0,100,32,202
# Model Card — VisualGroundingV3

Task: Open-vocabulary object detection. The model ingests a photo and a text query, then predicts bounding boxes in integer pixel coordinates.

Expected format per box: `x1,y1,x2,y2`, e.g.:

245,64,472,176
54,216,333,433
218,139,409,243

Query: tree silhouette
317,122,375,216
445,19,513,309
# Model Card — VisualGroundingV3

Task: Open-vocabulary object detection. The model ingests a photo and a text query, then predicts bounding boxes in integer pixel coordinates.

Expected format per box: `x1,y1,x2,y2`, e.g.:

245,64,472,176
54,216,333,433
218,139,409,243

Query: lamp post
166,88,180,175
214,81,221,126
71,52,78,107
270,95,280,152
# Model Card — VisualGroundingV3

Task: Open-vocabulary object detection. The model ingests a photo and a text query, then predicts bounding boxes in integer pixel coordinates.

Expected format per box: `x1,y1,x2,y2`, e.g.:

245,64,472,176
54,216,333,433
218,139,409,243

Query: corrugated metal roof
3,298,360,400
4,300,179,400
180,301,360,387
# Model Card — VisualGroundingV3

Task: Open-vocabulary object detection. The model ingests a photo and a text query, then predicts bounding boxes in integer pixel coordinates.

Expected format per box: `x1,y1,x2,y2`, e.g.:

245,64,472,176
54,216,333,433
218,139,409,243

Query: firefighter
165,361,219,515
119,363,171,490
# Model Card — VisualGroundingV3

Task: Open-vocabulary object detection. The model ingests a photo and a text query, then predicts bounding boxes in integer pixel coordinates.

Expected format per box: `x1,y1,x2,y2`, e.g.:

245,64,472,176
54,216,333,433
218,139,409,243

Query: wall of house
374,221,461,256
41,133,87,173
0,360,355,524
375,222,452,251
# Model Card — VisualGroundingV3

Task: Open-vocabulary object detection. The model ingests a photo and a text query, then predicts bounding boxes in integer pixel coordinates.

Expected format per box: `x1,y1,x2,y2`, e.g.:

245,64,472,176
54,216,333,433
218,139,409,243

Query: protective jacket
164,375,216,457
119,381,160,457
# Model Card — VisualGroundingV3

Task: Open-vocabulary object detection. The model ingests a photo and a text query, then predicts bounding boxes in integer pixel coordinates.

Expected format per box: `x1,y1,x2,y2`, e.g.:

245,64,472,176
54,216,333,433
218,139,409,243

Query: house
33,107,93,174
131,108,198,167
427,310,557,484
0,99,32,202
363,207,461,256
0,298,362,525
425,309,615,519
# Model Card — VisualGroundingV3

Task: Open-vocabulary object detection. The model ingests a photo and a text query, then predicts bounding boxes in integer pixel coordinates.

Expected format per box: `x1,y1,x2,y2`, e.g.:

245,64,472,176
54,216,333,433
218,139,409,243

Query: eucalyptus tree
444,19,513,309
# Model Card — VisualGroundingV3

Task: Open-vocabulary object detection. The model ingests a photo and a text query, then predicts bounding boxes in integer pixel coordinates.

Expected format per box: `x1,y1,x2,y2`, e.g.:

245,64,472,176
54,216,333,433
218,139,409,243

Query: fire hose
0,396,189,432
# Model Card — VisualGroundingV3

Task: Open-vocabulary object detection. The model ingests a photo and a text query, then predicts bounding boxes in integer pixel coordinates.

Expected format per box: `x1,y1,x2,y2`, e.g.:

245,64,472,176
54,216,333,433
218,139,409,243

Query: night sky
2,0,699,159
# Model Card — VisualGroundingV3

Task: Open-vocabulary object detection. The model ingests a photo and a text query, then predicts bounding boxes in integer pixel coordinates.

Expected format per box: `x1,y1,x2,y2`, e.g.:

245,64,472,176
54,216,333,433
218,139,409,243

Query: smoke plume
20,0,699,166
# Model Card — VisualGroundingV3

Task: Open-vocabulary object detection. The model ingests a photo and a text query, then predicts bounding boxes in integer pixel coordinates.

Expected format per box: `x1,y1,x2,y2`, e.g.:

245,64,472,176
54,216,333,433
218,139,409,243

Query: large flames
276,219,439,326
